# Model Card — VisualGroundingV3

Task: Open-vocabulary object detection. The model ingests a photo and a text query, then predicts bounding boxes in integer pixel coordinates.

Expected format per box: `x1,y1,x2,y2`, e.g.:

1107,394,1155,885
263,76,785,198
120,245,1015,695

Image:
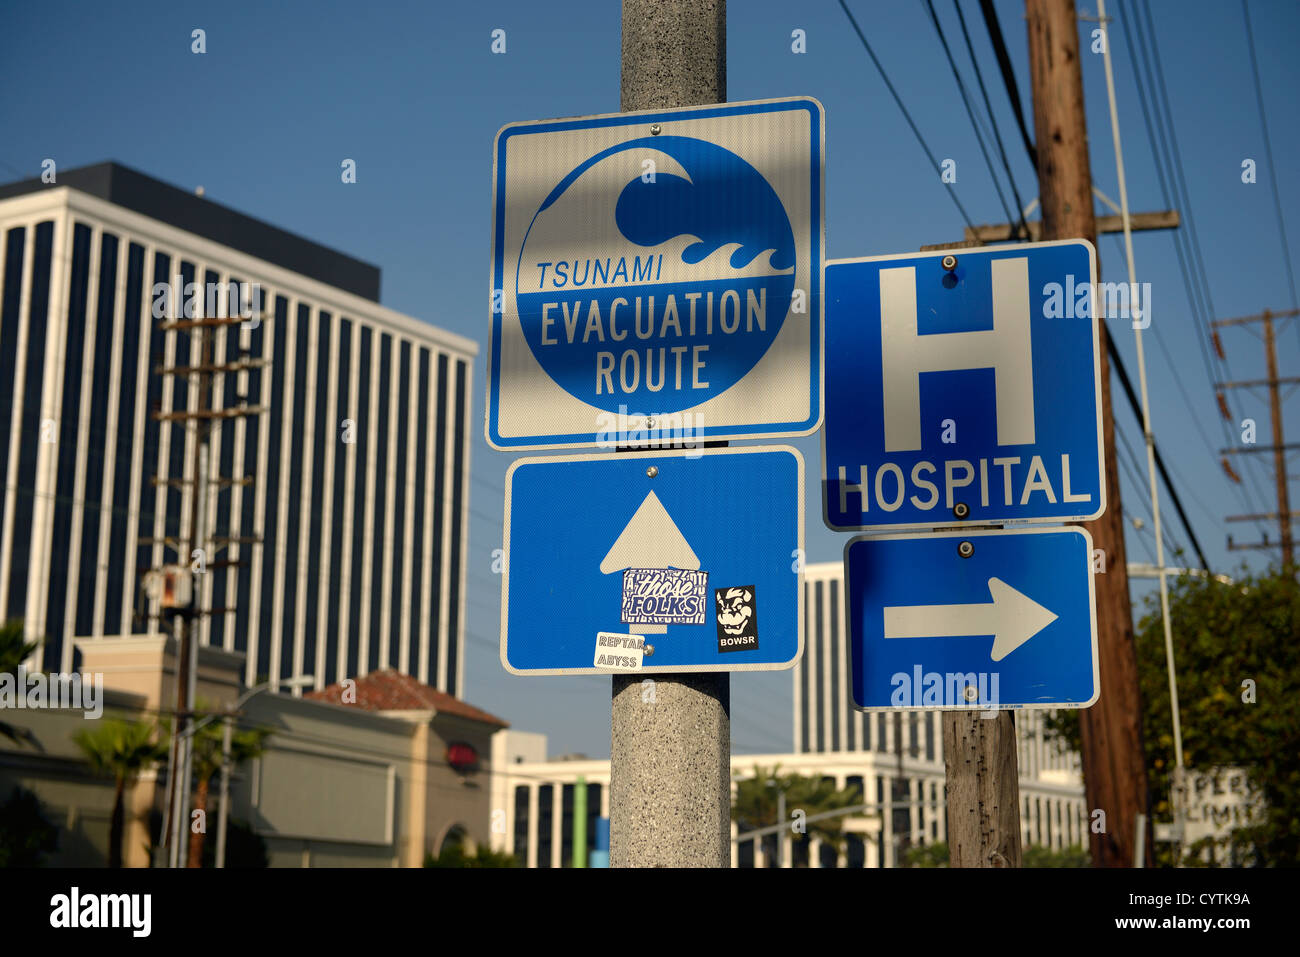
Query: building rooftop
0,161,381,302
306,669,509,728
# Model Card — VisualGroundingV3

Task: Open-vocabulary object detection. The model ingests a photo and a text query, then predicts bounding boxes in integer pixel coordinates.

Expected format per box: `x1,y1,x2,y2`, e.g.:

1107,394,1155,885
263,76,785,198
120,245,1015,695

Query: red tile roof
306,669,509,728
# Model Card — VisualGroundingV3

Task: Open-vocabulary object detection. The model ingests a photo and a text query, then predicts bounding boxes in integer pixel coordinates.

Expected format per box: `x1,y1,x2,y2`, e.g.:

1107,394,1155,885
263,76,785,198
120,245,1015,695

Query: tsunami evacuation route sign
487,97,824,450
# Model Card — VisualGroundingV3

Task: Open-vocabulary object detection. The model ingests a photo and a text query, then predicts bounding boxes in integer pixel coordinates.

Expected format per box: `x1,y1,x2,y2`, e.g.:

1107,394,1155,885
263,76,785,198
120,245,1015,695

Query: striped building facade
0,163,475,696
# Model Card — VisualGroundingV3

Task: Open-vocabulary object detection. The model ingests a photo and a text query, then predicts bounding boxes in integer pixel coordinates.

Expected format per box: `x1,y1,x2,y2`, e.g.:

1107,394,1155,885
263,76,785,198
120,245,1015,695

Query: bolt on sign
487,97,824,450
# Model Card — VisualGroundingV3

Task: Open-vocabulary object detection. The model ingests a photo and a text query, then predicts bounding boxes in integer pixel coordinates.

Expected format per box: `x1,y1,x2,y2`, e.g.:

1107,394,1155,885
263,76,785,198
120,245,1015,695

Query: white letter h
880,257,1036,452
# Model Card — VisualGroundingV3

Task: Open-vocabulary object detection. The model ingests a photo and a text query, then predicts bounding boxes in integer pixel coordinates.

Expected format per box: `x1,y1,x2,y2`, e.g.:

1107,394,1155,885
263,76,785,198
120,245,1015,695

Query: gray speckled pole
611,0,730,869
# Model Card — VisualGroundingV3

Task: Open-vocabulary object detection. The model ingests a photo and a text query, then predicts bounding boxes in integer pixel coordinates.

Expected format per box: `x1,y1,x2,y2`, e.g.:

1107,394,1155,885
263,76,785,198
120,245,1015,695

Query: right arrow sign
883,576,1059,663
846,526,1098,710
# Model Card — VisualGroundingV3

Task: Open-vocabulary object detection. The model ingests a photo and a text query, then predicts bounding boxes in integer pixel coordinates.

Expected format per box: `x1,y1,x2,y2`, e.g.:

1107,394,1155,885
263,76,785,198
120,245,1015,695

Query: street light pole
211,674,314,868
215,714,233,869
776,789,787,869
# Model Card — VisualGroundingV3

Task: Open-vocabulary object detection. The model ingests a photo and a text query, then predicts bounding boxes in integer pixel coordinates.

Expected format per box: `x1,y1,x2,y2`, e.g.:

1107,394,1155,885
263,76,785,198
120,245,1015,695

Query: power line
1115,419,1182,560
920,0,1015,225
976,0,1037,170
950,0,1030,235
837,0,977,231
1119,0,1274,537
1101,317,1212,571
1240,0,1299,348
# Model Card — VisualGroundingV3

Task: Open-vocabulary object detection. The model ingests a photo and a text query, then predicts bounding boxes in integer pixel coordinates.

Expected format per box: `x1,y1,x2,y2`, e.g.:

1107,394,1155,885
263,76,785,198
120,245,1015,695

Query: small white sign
593,632,646,671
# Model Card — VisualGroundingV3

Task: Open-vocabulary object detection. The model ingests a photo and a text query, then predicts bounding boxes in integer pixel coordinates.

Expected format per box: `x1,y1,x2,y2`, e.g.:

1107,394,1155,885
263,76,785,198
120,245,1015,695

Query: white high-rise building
0,162,476,695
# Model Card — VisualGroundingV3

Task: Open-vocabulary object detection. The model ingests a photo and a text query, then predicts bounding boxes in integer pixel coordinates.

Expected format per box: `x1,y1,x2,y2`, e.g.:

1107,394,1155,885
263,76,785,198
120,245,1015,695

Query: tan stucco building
0,638,506,866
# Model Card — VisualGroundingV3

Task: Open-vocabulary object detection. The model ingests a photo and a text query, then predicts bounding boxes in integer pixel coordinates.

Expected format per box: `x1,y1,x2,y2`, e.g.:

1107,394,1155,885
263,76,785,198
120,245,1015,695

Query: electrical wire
920,0,1015,225
1240,0,1299,349
1119,0,1274,540
837,0,978,232
976,0,1037,170
951,0,1031,235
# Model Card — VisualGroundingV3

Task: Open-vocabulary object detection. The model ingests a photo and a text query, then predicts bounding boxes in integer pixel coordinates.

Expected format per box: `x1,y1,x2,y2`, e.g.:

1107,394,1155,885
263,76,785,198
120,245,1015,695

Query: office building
0,163,475,695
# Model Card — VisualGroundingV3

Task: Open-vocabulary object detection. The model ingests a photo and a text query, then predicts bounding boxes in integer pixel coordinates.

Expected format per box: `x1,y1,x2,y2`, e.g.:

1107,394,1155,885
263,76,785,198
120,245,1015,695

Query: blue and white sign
501,447,804,675
845,527,1098,710
488,98,824,450
823,240,1104,530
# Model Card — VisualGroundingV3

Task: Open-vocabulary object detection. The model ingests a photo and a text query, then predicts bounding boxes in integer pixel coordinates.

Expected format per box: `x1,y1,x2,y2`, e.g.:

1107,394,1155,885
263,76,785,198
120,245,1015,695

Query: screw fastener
958,541,974,558
953,502,970,519
941,254,958,271
646,466,658,478
650,124,661,135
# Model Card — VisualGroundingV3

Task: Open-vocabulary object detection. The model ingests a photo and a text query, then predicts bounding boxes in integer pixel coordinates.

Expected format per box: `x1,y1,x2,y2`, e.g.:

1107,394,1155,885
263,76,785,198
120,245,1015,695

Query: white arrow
883,577,1058,662
600,490,700,635
599,490,700,574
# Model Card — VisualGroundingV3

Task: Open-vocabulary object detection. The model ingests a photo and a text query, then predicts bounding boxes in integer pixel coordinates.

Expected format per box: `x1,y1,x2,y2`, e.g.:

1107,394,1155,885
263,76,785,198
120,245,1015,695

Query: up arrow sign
883,577,1058,662
600,490,700,574
599,490,701,637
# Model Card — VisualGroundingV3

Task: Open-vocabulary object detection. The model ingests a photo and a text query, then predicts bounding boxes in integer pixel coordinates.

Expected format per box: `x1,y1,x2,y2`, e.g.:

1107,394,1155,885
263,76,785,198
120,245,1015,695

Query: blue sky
3,0,1297,758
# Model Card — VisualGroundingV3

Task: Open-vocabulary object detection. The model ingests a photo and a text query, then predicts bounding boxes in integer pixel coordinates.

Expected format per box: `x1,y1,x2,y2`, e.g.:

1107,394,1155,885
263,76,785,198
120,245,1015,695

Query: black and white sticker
621,568,708,625
715,586,759,652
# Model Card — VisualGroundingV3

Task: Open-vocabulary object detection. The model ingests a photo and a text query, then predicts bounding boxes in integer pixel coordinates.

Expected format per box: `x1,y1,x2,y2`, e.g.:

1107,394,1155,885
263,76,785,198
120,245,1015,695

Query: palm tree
0,620,39,747
732,764,863,865
185,710,269,868
73,719,168,868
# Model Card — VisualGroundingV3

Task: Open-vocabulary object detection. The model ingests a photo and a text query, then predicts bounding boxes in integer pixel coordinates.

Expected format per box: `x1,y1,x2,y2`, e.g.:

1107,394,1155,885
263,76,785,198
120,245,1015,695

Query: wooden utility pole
943,710,1022,867
1216,308,1300,567
144,285,267,867
1026,0,1151,867
920,239,1024,869
609,0,731,868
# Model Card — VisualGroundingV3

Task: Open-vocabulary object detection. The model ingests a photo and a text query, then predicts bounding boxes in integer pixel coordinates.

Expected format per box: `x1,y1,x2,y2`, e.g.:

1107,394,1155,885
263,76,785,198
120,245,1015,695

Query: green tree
424,841,519,867
73,719,168,868
0,620,39,747
1045,567,1300,865
0,786,59,866
732,764,863,865
903,841,1089,868
903,840,950,868
184,708,270,868
1022,843,1091,867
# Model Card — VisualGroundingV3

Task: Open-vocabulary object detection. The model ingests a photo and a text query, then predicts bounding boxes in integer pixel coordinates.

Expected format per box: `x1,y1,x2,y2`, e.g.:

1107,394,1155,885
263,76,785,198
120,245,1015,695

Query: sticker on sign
593,632,646,672
488,97,824,450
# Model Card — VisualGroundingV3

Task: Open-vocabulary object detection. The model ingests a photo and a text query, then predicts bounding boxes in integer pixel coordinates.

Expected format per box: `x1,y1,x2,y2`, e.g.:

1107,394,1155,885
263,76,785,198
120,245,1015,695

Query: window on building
512,786,529,865
560,783,574,867
536,785,553,869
